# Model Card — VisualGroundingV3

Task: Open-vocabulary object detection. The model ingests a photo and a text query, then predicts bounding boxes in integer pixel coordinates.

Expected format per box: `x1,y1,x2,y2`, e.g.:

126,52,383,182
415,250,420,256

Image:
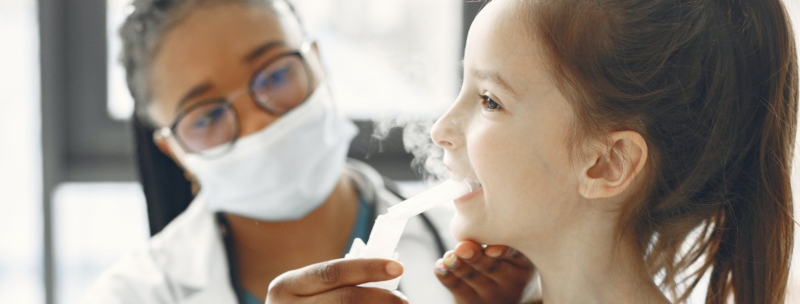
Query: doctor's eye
259,64,291,88
253,57,297,93
480,93,502,111
191,104,228,128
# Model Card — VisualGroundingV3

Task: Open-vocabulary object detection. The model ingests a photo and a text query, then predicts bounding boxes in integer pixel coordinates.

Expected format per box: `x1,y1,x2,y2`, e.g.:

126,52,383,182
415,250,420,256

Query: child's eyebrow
469,67,520,100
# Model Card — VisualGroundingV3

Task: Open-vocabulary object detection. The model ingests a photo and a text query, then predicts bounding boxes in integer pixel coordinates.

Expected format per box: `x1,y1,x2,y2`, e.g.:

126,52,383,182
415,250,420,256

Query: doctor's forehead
148,4,302,124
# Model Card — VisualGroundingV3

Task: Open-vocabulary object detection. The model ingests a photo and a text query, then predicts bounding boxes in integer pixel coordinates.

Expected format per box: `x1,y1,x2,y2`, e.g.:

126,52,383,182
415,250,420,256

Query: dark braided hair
118,0,301,125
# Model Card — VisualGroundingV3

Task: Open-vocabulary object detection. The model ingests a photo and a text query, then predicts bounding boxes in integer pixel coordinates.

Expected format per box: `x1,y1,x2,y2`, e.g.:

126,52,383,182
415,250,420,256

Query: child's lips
444,165,482,188
444,163,483,202
455,186,483,204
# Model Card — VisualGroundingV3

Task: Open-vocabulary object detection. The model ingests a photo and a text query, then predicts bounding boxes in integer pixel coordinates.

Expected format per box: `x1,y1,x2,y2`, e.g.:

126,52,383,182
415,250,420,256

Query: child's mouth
455,177,483,203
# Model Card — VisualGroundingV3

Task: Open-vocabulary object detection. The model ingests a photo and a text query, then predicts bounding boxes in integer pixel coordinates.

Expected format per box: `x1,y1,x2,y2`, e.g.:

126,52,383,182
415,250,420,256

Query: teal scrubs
239,196,373,303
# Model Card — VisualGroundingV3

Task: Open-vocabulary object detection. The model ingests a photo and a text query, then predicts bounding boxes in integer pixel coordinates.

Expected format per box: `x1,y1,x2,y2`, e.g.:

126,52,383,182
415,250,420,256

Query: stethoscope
216,178,448,304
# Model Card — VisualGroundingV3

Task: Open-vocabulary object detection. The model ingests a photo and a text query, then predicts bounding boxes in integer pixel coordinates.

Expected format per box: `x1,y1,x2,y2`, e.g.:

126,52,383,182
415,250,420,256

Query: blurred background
1,0,800,303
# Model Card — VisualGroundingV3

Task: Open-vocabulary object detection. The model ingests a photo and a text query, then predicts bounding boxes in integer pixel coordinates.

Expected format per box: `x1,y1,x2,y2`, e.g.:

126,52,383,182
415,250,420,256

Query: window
53,183,148,304
105,0,463,121
0,0,43,303
107,0,136,120
291,0,461,119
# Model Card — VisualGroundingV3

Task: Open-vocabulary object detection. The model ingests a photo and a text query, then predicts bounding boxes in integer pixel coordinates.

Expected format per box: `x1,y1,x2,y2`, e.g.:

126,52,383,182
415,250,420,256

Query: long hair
525,0,797,302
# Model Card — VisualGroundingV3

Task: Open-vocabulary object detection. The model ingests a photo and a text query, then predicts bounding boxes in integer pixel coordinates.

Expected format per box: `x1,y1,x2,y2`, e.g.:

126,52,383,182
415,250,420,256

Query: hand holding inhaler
344,179,481,290
265,258,409,304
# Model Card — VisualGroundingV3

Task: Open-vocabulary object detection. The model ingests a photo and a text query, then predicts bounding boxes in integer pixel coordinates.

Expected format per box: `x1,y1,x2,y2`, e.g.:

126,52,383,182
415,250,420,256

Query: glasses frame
162,41,316,158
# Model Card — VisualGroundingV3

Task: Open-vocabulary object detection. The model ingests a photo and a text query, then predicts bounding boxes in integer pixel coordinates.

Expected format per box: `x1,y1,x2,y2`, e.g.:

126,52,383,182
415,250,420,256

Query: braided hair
118,0,300,125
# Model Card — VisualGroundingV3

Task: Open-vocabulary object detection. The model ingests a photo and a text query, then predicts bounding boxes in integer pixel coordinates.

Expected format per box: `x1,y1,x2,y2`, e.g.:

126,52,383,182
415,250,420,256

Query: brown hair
524,0,797,302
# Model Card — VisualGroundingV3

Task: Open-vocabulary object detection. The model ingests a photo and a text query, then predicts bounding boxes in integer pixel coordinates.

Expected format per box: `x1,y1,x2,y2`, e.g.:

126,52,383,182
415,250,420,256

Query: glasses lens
174,101,237,155
250,55,312,115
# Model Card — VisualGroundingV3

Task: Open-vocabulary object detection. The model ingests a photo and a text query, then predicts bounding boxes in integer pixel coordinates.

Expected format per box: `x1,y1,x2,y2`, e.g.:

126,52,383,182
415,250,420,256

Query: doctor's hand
435,241,536,304
266,258,408,304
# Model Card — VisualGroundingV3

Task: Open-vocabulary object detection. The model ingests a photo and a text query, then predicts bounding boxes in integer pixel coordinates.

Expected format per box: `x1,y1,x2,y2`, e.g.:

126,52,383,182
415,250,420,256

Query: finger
304,286,408,304
433,259,480,300
442,251,498,292
484,245,534,268
475,246,536,291
454,242,501,274
269,258,403,296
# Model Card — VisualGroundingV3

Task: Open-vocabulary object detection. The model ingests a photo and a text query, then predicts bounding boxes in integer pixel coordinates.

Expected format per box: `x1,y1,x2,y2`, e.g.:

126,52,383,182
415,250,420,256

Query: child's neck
518,209,670,304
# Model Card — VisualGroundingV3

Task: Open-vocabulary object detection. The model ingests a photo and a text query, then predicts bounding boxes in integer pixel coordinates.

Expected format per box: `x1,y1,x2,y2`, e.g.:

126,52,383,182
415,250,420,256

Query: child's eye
480,93,502,111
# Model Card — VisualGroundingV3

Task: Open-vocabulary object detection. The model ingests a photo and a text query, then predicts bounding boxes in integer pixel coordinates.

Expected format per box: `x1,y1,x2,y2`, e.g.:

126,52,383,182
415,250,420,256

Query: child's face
431,0,584,246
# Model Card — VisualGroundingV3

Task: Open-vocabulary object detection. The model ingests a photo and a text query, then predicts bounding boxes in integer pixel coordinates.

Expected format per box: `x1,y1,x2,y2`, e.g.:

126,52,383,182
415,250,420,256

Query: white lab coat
82,160,458,304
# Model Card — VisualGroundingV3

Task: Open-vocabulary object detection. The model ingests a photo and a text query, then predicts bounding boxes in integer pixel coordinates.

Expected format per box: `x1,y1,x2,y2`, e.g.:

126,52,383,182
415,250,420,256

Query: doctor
84,0,535,303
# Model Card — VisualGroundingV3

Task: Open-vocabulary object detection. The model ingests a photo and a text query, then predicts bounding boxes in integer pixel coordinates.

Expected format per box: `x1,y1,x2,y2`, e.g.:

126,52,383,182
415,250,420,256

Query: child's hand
434,241,535,304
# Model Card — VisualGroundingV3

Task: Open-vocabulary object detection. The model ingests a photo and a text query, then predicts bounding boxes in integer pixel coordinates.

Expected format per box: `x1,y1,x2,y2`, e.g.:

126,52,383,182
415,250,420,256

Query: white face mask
163,82,358,221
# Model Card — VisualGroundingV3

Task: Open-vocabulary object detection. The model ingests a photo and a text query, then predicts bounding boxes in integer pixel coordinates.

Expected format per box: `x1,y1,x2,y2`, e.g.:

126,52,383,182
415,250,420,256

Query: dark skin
224,177,359,299
436,241,537,304
149,3,537,303
265,241,537,304
266,258,409,304
150,4,361,300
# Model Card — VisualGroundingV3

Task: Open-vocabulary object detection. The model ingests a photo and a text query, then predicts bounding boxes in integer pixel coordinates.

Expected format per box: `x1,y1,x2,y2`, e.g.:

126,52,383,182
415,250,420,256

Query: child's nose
431,105,462,150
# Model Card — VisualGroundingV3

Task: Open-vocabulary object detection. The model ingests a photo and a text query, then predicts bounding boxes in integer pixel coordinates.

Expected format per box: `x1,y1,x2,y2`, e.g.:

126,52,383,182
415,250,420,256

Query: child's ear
578,131,648,199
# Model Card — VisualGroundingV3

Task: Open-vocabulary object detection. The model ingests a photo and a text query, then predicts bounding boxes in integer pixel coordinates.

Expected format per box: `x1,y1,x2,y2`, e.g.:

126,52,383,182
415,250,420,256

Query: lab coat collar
149,192,230,295
147,160,385,297
148,159,401,299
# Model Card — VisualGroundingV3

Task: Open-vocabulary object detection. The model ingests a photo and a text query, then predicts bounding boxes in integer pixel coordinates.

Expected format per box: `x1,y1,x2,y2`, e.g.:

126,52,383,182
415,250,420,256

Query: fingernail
485,247,503,258
434,260,448,275
386,262,403,276
392,290,409,302
443,252,460,269
506,248,518,257
457,248,474,260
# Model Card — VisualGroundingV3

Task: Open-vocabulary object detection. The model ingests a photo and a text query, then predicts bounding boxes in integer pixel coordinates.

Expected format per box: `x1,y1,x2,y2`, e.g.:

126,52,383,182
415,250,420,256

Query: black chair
133,116,195,236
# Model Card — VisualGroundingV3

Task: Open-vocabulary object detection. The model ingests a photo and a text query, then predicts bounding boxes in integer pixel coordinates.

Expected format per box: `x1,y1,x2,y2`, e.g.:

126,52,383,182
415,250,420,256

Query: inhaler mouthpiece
345,179,478,290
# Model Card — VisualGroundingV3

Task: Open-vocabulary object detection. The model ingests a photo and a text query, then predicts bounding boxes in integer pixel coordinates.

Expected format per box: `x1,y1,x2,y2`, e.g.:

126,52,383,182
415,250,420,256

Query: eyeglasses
160,41,315,158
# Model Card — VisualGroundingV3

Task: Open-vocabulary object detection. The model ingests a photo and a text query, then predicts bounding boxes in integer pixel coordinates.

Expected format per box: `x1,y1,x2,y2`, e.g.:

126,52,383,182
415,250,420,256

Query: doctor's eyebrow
175,41,288,110
469,67,521,100
244,40,286,64
176,83,213,110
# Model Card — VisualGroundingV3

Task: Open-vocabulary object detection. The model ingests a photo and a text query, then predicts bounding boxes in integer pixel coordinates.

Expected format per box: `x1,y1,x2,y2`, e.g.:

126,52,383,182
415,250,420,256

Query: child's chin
449,214,485,243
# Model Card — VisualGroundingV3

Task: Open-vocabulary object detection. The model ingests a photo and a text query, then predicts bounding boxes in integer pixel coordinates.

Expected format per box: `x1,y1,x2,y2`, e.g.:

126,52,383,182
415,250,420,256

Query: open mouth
455,186,483,203
462,177,482,192
454,176,483,203
444,164,482,202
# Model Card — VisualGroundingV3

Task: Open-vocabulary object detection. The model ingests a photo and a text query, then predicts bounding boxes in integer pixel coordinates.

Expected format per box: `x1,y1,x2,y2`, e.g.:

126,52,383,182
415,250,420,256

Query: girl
430,0,797,303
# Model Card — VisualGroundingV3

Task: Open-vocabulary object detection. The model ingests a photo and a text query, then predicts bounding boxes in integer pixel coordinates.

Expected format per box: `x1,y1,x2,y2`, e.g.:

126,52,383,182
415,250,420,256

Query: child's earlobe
578,131,648,200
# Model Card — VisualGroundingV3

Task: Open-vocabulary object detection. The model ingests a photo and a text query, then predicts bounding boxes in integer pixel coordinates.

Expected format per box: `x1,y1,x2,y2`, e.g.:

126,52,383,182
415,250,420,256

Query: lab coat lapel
152,193,238,303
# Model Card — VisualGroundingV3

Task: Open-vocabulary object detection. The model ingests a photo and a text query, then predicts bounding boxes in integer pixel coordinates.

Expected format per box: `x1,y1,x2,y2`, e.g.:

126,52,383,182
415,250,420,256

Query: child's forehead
466,0,553,93
473,0,524,28
469,0,538,58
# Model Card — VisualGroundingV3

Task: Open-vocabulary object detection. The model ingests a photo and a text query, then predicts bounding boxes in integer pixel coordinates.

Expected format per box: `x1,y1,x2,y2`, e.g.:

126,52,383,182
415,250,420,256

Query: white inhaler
344,179,479,290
